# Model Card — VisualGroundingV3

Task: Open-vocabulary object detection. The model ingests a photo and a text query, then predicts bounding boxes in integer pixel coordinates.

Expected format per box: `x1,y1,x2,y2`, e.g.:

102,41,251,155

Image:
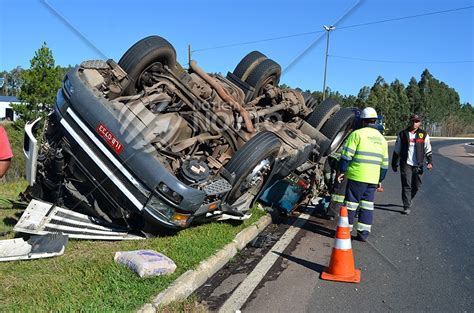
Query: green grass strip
0,180,266,311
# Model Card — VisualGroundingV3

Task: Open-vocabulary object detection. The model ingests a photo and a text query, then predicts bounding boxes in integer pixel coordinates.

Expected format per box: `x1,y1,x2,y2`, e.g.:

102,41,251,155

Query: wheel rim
330,130,346,152
233,158,273,205
257,77,278,96
136,62,164,90
329,122,353,154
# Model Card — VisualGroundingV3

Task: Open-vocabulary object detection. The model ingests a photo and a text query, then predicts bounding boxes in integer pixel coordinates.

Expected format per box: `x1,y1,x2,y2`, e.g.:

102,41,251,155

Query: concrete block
137,303,156,313
255,215,272,231
233,225,259,250
198,243,238,278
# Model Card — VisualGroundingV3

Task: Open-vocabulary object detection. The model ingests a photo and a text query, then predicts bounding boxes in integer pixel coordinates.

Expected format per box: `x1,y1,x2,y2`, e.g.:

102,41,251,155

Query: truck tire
306,98,340,131
118,35,177,95
225,131,281,205
320,107,355,156
245,59,281,99
233,51,267,81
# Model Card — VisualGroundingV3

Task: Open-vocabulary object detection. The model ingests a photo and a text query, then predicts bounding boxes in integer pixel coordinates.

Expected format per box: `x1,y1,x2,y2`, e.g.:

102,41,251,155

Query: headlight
157,182,183,204
146,195,175,220
145,195,191,228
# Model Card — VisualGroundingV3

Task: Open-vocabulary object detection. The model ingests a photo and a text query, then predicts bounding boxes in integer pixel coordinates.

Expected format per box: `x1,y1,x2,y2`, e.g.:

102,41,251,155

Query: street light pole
322,25,335,101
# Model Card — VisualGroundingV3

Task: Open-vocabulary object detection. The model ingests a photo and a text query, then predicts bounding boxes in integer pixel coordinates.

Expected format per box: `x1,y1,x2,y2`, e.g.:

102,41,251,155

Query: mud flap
0,234,68,262
14,200,144,240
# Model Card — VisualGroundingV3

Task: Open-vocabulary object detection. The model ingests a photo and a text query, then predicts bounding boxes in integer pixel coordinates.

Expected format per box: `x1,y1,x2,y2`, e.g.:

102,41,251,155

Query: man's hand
337,173,345,183
392,165,398,172
427,163,433,170
376,182,384,192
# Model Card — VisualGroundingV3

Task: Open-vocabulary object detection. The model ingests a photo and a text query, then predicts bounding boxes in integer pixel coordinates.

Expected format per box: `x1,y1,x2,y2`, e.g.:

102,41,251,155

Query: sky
1,0,473,104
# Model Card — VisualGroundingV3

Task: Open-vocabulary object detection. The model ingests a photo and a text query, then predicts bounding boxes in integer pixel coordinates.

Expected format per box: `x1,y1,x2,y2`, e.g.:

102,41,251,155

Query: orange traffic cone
321,206,361,283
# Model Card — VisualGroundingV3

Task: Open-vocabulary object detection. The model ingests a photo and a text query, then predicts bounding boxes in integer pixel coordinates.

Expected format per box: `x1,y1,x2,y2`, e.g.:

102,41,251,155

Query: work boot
354,232,367,242
402,207,411,215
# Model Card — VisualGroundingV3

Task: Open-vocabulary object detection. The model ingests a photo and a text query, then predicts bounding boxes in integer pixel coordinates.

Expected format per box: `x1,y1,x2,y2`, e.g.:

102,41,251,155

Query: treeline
295,69,473,136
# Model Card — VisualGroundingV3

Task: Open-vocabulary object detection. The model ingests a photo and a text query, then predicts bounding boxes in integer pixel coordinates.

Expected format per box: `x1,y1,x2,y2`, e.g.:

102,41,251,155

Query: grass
0,180,27,236
0,179,266,311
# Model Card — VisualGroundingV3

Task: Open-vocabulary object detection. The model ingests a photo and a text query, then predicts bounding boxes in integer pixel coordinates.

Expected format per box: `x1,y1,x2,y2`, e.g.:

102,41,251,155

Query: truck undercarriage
22,35,356,233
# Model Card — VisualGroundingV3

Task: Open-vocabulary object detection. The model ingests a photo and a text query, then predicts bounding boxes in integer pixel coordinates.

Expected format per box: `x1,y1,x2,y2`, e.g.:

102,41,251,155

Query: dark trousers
400,162,422,209
344,179,377,240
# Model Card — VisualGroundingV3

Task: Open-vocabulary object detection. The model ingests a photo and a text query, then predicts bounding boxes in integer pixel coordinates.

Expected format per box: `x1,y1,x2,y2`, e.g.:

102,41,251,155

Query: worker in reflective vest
336,107,389,242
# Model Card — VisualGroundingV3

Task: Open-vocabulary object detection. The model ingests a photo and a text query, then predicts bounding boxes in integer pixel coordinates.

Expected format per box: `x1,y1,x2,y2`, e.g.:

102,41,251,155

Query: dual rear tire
232,51,281,100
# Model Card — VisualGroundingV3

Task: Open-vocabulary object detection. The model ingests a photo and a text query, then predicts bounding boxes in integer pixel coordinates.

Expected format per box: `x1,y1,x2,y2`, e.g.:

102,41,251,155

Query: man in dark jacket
392,114,433,215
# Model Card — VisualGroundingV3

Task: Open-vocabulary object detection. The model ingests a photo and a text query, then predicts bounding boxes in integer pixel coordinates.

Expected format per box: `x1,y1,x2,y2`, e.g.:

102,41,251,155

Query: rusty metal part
261,121,313,149
249,102,303,119
190,60,256,133
207,155,222,169
113,92,144,102
213,75,246,104
286,89,311,116
171,133,221,153
162,68,244,147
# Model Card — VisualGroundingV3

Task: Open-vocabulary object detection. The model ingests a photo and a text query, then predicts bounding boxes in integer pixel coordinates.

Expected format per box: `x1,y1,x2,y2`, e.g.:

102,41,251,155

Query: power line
192,30,325,53
336,5,474,30
329,55,474,64
192,5,474,53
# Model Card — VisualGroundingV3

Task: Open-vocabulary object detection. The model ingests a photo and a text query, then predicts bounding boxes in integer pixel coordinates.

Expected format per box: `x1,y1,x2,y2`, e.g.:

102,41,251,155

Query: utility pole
322,25,335,100
188,44,192,66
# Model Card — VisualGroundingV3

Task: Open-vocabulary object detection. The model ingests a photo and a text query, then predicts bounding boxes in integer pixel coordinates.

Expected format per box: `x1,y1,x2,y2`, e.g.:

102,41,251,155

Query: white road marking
218,203,318,313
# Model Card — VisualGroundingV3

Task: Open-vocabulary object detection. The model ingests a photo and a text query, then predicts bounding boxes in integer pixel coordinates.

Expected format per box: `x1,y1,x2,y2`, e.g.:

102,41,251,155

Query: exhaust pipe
190,60,255,133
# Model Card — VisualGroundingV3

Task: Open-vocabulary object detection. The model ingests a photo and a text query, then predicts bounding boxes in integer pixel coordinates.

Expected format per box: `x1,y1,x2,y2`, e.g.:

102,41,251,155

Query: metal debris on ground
13,199,144,240
0,233,68,262
250,234,279,248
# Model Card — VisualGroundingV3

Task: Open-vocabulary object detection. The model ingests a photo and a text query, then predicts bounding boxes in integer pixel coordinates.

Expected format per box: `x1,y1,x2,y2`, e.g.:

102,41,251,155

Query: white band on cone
338,216,350,227
334,238,352,250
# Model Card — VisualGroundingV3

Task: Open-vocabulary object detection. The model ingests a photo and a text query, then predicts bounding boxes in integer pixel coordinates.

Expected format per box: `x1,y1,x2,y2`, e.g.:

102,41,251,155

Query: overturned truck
23,36,355,232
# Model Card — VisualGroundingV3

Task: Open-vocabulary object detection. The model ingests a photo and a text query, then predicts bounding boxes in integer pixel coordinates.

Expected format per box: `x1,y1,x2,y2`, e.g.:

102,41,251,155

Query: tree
356,86,370,108
389,79,410,132
406,77,421,114
11,43,62,124
0,67,24,97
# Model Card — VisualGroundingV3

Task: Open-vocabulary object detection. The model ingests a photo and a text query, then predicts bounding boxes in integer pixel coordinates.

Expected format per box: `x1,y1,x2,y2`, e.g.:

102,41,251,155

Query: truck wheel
306,98,341,131
245,59,281,99
225,131,281,205
320,107,355,156
118,35,177,95
233,51,267,81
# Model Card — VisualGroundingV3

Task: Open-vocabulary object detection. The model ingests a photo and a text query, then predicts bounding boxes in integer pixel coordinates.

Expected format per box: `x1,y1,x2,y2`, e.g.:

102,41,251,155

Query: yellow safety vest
340,127,388,184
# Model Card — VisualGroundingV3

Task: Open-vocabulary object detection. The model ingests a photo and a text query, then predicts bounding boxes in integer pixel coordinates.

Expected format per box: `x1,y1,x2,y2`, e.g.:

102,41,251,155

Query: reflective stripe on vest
340,127,389,184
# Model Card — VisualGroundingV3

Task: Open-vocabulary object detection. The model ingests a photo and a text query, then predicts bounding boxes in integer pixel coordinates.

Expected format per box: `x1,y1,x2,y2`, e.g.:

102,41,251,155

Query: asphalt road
198,139,474,312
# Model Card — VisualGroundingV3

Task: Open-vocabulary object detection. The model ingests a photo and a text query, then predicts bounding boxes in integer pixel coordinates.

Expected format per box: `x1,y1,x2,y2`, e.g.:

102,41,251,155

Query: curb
137,214,273,312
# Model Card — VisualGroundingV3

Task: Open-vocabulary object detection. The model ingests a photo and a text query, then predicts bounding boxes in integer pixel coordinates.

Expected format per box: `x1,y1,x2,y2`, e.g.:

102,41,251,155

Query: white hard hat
360,107,378,119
